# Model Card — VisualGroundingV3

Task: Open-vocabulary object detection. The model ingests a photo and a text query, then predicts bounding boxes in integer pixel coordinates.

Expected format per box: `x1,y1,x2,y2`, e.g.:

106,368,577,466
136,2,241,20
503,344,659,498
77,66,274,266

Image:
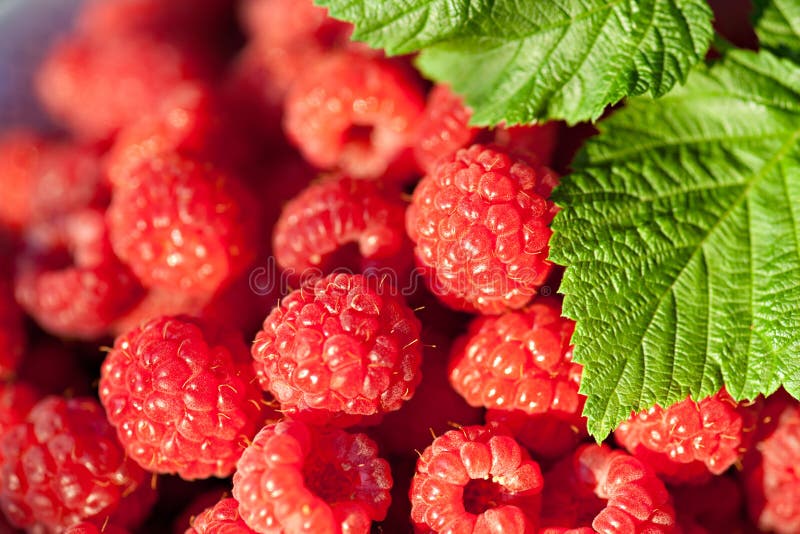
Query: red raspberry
107,83,258,187
414,86,561,174
251,273,423,426
406,144,559,314
0,396,146,531
273,174,409,278
15,209,143,339
540,444,677,533
284,51,424,179
66,523,129,534
186,497,256,534
449,298,583,415
485,410,587,461
409,424,544,533
614,390,757,484
0,382,39,433
232,420,392,533
0,279,25,379
107,155,255,296
0,130,105,230
414,85,480,173
36,33,219,140
743,395,800,533
99,315,266,480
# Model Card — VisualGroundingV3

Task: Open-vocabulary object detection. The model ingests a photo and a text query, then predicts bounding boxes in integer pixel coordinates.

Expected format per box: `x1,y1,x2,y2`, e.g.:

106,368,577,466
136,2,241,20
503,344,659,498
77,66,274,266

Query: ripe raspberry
449,298,583,415
493,122,561,169
485,409,587,461
743,395,800,533
614,390,757,484
251,273,423,425
107,155,255,295
186,497,255,534
0,279,25,379
540,444,677,533
15,208,144,339
409,424,544,533
273,174,408,278
36,33,219,140
232,420,392,533
406,144,559,314
0,130,105,230
107,83,258,187
284,51,424,179
99,315,266,480
414,85,480,173
0,396,146,531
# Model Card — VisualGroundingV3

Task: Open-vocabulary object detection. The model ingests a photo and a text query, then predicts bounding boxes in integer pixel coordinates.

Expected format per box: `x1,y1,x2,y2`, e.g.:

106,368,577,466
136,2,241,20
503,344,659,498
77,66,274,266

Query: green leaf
753,0,800,62
550,49,800,439
316,0,714,125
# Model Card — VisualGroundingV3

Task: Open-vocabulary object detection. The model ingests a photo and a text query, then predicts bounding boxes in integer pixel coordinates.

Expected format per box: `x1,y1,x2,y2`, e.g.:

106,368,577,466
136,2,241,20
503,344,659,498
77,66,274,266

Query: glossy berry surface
272,174,408,276
615,389,756,484
99,316,265,480
410,424,544,533
0,396,146,531
232,419,392,534
186,497,256,534
251,273,423,425
406,144,559,314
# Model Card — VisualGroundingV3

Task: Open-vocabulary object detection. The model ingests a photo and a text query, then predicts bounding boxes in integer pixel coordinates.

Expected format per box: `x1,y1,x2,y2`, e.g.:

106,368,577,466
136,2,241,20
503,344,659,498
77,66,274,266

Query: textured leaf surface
317,0,714,124
753,0,800,62
550,50,800,438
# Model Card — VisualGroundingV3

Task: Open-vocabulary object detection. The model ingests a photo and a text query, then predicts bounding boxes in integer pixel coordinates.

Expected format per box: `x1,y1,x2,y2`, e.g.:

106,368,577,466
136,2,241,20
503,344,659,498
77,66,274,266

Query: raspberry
0,396,146,531
414,85,480,173
0,382,39,433
66,522,129,534
614,390,757,484
449,298,583,415
284,51,424,179
186,497,256,534
493,122,561,169
743,395,800,533
36,33,219,140
485,409,587,461
0,279,25,379
409,424,544,533
406,144,559,314
0,130,105,230
232,420,392,533
15,208,144,339
107,155,255,296
273,174,409,278
540,444,677,533
107,83,257,187
99,315,266,480
251,273,423,425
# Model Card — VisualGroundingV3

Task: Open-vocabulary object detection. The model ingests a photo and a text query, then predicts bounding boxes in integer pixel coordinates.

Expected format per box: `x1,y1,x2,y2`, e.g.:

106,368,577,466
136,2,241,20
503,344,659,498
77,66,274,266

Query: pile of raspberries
0,1,796,533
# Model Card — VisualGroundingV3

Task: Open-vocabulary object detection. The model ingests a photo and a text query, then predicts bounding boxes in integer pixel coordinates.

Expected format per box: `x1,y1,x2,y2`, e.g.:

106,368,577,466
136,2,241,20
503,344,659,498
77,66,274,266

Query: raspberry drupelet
414,85,480,173
409,424,544,533
232,420,393,534
252,272,423,426
283,51,424,179
615,389,757,484
272,174,408,278
743,395,800,533
0,396,147,531
540,444,677,533
186,497,256,534
406,144,559,314
15,208,144,339
99,316,266,480
107,154,255,296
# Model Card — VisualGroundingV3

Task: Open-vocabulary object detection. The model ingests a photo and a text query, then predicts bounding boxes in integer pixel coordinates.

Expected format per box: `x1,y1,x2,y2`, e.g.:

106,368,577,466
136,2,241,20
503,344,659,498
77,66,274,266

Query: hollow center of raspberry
343,124,374,148
463,478,507,515
322,242,363,273
303,458,358,504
